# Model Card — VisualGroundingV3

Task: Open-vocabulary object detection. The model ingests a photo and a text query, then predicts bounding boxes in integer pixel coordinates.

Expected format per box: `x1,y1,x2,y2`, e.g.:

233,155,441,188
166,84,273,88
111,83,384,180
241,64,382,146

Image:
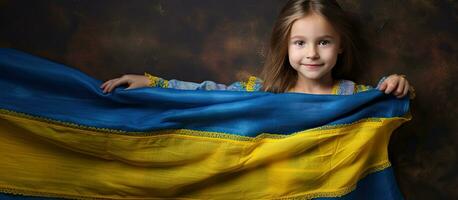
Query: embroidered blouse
144,73,386,95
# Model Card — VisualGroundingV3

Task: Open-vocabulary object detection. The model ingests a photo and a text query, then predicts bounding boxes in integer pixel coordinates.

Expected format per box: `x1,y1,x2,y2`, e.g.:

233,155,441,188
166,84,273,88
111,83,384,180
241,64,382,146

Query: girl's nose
305,45,319,59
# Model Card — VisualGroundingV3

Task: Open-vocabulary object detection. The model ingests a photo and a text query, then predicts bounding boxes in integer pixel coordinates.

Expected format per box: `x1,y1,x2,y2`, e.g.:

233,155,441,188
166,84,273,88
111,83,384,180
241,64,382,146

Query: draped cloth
0,48,410,200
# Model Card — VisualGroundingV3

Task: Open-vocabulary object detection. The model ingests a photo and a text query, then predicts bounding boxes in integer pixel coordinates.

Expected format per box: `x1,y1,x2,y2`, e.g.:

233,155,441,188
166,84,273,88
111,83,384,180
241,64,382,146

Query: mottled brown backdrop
0,0,456,199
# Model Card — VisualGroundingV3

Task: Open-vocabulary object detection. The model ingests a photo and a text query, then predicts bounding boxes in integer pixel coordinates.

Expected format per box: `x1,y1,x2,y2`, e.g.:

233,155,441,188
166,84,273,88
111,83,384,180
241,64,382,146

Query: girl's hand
377,74,414,98
100,74,149,93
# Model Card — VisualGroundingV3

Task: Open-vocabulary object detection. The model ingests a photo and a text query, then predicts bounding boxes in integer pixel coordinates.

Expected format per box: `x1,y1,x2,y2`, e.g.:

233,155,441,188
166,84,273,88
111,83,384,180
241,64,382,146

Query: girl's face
288,13,342,82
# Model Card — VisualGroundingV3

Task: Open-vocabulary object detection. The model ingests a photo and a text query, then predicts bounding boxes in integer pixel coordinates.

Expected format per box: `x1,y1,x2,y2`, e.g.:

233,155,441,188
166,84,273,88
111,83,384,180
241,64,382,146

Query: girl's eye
294,41,305,46
318,40,331,46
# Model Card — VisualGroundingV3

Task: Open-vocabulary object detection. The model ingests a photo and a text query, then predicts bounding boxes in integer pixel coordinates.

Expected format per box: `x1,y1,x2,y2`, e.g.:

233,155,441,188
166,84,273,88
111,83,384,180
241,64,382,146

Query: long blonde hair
260,0,362,93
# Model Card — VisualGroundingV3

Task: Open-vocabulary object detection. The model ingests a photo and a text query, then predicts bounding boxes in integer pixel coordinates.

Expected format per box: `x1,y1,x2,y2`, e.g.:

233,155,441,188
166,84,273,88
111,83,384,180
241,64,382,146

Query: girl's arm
100,73,262,93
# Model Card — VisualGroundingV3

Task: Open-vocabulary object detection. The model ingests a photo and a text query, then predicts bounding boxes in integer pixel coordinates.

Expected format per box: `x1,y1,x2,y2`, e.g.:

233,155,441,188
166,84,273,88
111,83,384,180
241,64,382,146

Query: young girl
0,1,414,199
101,0,413,98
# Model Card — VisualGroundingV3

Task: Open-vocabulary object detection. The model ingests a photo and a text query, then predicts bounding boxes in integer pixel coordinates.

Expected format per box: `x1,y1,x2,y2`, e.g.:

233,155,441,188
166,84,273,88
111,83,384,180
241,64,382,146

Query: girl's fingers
107,78,126,93
378,81,387,91
400,81,409,98
384,79,398,94
378,74,411,98
395,78,405,96
101,81,109,93
100,80,113,89
102,79,118,93
103,81,114,93
100,80,108,89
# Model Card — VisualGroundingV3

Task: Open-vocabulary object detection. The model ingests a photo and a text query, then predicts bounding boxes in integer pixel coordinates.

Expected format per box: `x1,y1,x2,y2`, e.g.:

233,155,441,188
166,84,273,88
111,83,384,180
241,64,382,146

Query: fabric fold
0,48,409,199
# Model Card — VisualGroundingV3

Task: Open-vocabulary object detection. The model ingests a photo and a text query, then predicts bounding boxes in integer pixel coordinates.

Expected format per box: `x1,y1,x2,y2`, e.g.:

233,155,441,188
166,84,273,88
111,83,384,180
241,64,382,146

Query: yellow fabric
0,111,410,199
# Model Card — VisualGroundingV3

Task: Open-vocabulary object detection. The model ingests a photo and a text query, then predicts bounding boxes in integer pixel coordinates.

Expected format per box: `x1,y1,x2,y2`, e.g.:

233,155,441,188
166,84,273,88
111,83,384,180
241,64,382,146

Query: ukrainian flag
0,48,410,199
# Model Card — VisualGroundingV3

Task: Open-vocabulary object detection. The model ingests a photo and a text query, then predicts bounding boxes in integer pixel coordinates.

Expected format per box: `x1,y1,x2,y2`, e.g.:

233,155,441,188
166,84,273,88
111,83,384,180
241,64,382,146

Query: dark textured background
1,0,456,199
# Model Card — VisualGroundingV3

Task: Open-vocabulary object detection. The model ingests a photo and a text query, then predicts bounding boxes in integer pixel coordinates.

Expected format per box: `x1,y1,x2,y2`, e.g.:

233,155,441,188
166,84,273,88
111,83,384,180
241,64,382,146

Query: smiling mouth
303,64,324,69
304,64,324,66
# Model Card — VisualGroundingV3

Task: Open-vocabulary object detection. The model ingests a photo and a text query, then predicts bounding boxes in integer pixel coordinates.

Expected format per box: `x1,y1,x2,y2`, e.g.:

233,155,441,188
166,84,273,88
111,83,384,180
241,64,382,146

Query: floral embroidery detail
144,72,169,88
331,80,341,95
355,84,371,93
245,76,258,92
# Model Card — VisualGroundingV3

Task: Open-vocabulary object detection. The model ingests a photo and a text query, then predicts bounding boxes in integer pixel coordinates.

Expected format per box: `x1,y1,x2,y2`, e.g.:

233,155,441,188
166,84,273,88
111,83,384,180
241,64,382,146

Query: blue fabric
0,48,408,137
0,48,407,199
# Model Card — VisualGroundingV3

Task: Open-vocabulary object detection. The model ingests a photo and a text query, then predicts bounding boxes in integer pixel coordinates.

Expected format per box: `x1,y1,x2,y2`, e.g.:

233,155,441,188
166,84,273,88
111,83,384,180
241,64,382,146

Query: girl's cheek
289,47,300,57
288,48,299,63
289,53,301,65
320,48,339,58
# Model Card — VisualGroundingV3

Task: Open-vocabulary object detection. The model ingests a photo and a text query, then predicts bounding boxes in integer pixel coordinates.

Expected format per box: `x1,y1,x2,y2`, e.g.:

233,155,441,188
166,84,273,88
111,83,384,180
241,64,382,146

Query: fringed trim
0,109,127,134
0,185,176,199
0,108,403,142
144,72,169,88
309,118,382,131
0,186,106,200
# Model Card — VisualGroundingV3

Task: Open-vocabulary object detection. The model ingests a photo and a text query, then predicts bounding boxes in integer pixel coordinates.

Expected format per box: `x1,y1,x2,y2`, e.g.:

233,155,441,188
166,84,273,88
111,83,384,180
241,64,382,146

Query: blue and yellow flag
0,48,410,199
